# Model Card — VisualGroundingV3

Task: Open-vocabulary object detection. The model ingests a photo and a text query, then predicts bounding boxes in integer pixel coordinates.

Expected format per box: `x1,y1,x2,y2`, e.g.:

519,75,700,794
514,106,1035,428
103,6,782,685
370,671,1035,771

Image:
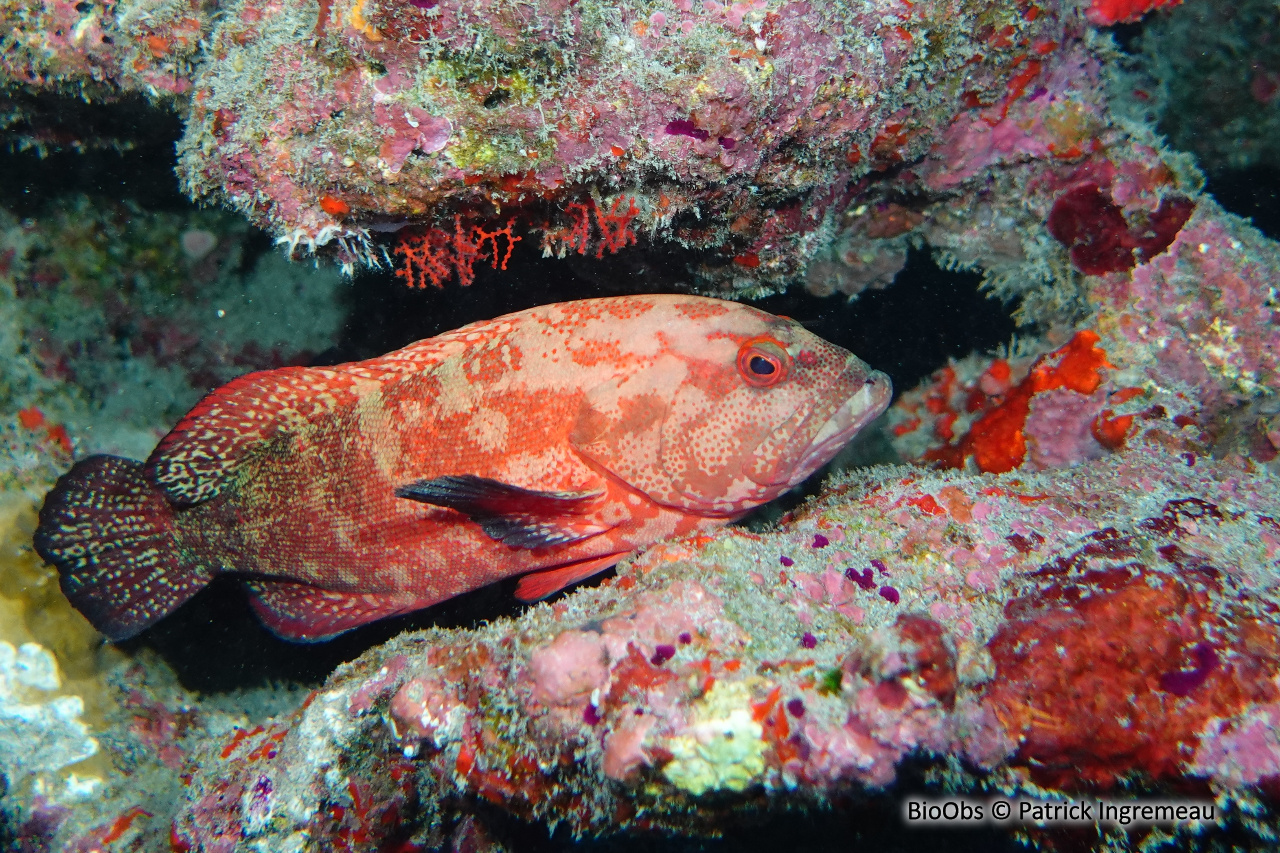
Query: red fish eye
737,338,789,387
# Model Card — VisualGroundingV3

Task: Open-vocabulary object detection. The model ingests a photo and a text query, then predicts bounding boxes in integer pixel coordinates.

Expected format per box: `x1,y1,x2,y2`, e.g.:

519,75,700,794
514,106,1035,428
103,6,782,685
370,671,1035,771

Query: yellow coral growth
661,680,767,795
0,493,124,780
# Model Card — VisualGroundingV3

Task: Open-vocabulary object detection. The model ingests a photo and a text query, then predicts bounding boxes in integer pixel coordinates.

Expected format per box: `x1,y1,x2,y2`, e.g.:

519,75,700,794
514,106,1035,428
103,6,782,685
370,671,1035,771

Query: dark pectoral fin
395,474,608,549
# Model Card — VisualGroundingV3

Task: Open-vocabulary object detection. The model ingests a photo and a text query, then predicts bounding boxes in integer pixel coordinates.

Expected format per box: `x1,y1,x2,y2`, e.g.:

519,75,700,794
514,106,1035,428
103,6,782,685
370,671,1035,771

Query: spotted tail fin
33,455,211,641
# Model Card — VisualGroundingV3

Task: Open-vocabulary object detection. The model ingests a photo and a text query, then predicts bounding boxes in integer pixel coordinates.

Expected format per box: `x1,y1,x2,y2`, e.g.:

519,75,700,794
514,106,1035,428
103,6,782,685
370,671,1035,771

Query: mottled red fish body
34,295,890,641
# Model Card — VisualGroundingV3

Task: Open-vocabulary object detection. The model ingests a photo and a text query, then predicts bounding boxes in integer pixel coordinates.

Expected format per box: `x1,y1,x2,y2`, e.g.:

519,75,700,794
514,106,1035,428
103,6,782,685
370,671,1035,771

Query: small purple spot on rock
651,644,676,665
780,555,794,567
801,632,817,649
786,698,806,718
407,0,437,7
583,704,601,726
878,585,900,604
872,559,890,576
718,136,737,150
678,631,692,645
845,567,875,590
664,119,710,141
812,533,829,548
1158,641,1219,696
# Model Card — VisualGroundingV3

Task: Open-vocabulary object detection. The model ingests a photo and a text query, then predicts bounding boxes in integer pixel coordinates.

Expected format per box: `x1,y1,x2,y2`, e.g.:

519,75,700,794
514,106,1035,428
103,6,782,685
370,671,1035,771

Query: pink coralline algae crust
806,32,1228,325
145,0,1069,276
164,435,1280,848
888,192,1280,473
0,0,206,98
1095,205,1280,411
3,0,1257,308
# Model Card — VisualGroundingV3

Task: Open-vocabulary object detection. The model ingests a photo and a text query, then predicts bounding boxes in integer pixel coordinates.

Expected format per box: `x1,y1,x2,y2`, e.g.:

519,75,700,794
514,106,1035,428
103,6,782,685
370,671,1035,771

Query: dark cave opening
331,240,1015,397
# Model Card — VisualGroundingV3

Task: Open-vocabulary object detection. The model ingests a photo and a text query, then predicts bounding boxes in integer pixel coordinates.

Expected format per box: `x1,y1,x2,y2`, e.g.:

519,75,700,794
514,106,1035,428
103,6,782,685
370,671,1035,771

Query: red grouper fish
34,295,891,642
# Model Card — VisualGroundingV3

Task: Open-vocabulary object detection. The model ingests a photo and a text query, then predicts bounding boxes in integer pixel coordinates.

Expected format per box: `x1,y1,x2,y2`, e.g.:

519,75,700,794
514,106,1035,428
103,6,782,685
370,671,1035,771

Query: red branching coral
1047,184,1194,275
393,217,521,288
1086,0,1183,26
539,197,640,259
559,202,595,256
593,196,640,257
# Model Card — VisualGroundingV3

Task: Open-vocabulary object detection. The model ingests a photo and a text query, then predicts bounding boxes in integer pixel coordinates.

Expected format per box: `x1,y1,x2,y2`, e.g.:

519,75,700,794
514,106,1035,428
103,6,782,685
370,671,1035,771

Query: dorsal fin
145,364,396,506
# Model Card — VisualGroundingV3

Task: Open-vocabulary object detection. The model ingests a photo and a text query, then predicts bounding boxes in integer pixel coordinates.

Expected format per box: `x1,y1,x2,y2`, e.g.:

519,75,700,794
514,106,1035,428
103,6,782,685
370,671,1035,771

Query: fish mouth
753,362,893,490
787,370,892,485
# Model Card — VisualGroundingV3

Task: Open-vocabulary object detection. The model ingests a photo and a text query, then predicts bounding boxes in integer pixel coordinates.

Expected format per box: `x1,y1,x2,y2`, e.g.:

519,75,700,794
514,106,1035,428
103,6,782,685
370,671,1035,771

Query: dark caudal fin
33,454,211,641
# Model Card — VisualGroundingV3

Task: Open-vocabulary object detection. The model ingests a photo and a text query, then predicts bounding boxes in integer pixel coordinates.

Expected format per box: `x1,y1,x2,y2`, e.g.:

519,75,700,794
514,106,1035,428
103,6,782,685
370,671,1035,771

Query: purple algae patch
872,559,890,576
678,632,692,645
878,585,900,604
407,0,438,7
780,555,794,567
665,119,710,141
845,567,876,590
650,644,677,665
786,698,806,718
246,774,274,821
583,704,602,726
718,136,737,150
16,800,69,847
812,533,829,548
1158,642,1219,696
801,632,817,649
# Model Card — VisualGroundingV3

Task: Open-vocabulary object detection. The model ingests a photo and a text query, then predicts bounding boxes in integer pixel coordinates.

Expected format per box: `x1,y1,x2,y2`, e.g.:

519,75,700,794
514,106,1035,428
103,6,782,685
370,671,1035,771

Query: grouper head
569,296,891,516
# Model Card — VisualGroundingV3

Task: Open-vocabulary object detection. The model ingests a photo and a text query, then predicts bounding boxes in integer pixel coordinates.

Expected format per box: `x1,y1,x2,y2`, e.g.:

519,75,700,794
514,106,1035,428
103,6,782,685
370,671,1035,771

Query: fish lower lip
790,373,892,481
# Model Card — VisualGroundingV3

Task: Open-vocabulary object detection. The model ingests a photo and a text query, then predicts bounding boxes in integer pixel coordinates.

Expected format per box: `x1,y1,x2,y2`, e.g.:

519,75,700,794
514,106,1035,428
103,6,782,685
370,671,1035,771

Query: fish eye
736,337,789,387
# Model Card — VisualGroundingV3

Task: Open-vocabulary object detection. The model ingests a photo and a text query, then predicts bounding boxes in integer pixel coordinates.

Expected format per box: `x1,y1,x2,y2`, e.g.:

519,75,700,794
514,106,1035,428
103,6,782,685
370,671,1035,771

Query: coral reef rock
1,0,1221,293
169,437,1280,850
0,640,99,801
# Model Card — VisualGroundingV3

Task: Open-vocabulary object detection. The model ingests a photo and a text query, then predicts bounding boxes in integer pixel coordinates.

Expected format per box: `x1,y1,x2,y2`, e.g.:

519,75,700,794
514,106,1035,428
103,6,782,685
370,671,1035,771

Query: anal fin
514,553,628,602
244,579,429,642
396,474,608,549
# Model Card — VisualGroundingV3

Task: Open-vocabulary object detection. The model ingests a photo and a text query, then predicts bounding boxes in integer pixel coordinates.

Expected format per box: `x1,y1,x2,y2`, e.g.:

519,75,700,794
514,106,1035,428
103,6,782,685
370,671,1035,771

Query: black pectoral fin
395,474,603,514
395,474,608,548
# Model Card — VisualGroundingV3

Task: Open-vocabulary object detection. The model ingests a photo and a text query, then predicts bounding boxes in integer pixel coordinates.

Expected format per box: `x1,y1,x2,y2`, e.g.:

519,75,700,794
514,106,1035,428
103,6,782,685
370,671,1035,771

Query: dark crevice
120,573,535,693
0,93,186,214
1205,166,1280,240
335,245,1016,398
749,249,1015,394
